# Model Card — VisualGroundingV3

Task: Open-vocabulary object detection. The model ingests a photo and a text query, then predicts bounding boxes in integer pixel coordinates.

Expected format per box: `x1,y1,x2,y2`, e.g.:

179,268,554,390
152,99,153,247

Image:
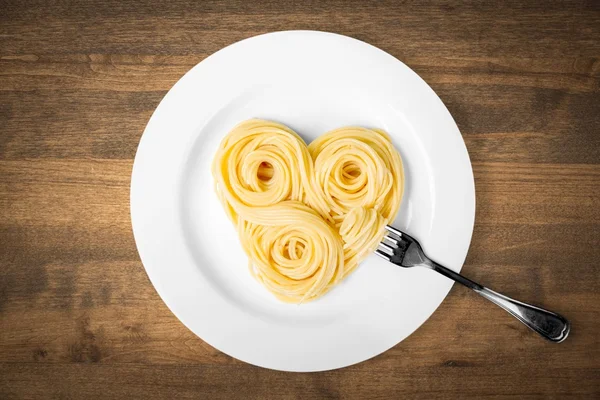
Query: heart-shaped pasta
212,119,404,303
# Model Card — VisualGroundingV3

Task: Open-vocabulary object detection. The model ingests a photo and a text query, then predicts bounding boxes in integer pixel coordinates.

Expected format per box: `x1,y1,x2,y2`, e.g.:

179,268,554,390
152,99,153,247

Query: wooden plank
0,362,598,399
0,88,598,163
1,55,598,93
2,160,598,228
1,1,599,58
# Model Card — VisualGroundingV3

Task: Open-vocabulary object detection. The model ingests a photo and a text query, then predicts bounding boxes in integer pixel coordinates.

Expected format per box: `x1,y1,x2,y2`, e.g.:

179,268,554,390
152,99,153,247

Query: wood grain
1,0,599,399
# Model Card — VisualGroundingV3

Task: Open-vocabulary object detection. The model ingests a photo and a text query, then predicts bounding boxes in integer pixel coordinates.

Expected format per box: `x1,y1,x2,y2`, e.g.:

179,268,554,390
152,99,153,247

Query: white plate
131,31,475,372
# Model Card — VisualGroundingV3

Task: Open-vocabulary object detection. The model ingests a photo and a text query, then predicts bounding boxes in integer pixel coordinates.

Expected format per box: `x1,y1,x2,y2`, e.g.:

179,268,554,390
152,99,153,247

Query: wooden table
1,1,599,398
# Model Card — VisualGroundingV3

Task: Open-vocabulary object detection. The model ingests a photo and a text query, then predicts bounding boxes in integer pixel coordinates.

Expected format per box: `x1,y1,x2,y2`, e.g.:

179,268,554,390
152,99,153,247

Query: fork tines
375,225,403,261
385,225,403,237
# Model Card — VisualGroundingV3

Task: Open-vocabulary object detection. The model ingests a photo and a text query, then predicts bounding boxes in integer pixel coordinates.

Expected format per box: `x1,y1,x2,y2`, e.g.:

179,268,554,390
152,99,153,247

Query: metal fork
376,226,570,342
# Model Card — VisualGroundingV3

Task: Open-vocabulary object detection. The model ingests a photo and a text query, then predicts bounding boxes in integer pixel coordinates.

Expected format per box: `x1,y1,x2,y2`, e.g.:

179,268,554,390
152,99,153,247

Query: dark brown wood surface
1,1,599,398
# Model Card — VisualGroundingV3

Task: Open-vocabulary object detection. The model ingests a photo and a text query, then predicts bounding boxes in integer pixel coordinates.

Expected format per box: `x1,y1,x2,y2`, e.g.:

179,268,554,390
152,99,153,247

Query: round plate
131,31,475,372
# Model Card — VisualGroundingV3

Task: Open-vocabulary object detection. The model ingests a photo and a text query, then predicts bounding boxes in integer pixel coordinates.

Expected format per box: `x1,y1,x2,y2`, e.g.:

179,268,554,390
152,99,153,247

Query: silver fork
376,225,570,342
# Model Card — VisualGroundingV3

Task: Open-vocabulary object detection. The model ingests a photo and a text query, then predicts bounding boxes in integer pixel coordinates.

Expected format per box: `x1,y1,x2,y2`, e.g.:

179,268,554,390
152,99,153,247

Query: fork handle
425,260,570,343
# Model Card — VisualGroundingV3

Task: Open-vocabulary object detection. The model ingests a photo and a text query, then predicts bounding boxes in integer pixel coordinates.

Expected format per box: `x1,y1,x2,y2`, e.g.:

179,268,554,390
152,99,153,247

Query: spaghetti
212,119,404,303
